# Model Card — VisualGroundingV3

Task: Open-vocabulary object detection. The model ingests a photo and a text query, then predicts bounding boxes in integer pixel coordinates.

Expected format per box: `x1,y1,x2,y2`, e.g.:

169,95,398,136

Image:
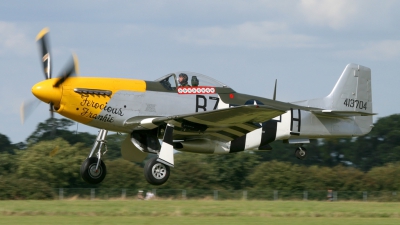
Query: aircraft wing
125,105,286,141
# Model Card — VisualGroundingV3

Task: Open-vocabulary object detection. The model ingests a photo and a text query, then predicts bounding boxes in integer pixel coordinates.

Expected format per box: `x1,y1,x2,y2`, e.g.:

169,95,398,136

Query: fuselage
32,74,372,153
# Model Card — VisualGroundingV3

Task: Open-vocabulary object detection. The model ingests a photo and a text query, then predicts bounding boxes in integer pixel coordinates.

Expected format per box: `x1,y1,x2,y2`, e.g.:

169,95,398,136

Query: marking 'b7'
196,95,220,112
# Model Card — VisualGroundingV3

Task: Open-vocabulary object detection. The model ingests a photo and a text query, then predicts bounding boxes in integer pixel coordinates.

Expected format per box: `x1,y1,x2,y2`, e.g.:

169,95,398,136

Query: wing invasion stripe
230,135,246,153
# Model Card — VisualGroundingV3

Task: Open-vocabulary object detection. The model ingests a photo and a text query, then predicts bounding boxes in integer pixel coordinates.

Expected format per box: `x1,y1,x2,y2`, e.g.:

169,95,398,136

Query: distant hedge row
0,138,399,200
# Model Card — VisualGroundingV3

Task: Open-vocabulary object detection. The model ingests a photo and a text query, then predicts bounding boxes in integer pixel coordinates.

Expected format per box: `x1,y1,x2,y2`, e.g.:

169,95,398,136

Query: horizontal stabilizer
312,110,377,118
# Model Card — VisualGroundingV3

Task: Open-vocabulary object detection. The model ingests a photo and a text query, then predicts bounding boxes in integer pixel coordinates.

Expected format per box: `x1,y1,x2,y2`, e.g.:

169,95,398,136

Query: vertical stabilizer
325,64,372,114
289,64,374,137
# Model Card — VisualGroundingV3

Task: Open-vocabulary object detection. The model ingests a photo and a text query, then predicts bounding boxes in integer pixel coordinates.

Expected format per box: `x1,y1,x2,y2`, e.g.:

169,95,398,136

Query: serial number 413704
343,98,367,110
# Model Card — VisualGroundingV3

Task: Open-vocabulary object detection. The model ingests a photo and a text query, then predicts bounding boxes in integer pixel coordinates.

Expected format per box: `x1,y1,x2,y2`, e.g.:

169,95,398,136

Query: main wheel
295,147,307,160
144,157,170,185
80,157,107,184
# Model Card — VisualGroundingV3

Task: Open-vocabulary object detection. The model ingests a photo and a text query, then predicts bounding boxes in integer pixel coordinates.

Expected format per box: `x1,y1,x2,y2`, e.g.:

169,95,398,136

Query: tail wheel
295,147,307,160
80,157,107,184
144,156,170,185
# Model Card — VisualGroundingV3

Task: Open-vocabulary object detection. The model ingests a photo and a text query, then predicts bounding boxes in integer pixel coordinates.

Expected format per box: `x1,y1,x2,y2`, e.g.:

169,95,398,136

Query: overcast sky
1,0,399,143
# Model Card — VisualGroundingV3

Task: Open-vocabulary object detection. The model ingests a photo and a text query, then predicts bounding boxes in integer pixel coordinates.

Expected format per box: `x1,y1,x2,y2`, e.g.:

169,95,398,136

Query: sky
1,0,399,144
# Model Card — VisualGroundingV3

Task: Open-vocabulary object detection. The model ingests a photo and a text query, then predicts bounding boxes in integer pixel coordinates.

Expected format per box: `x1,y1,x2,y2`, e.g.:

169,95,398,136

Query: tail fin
324,63,373,115
307,64,375,136
293,64,375,136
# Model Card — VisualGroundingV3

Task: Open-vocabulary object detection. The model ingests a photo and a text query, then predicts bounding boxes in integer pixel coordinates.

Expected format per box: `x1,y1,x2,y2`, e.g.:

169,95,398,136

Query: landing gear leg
80,129,108,184
295,146,307,160
143,124,174,185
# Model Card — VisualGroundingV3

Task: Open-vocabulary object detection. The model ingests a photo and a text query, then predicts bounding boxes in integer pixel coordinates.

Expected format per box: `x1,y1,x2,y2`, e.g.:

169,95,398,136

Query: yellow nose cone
32,79,62,106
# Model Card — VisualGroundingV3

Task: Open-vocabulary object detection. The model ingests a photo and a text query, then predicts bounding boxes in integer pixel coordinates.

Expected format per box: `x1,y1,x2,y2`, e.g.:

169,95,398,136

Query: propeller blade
53,53,79,87
273,79,277,101
20,98,41,124
36,27,52,80
49,103,56,137
50,102,54,119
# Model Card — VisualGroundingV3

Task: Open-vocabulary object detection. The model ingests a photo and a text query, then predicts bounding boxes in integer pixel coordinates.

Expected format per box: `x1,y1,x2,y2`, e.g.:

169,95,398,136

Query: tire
144,157,170,185
80,157,107,184
295,147,307,160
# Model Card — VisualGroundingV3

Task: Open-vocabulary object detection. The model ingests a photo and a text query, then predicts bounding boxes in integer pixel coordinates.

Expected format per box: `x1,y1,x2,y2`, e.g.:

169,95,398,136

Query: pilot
178,73,190,87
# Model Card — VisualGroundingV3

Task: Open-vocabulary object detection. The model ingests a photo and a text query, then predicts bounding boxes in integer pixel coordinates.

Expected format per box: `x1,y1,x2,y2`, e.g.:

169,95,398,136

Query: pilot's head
178,73,188,84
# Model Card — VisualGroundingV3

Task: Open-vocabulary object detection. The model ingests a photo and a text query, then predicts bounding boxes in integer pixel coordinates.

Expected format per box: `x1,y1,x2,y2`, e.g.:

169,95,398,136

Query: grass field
0,200,399,225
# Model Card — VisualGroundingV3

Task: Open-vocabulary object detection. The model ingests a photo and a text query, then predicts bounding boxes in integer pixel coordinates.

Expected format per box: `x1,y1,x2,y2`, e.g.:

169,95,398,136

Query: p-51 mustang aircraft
23,28,375,185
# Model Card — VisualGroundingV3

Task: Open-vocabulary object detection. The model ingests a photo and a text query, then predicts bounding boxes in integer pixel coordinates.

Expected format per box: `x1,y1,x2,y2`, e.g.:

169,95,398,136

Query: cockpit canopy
155,71,227,91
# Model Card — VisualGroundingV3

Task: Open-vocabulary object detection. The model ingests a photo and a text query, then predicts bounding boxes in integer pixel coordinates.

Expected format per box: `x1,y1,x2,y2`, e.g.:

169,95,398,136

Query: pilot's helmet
178,73,188,84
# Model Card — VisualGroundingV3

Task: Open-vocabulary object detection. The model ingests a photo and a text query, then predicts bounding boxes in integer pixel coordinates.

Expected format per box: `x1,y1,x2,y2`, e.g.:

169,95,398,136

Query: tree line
0,115,399,199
